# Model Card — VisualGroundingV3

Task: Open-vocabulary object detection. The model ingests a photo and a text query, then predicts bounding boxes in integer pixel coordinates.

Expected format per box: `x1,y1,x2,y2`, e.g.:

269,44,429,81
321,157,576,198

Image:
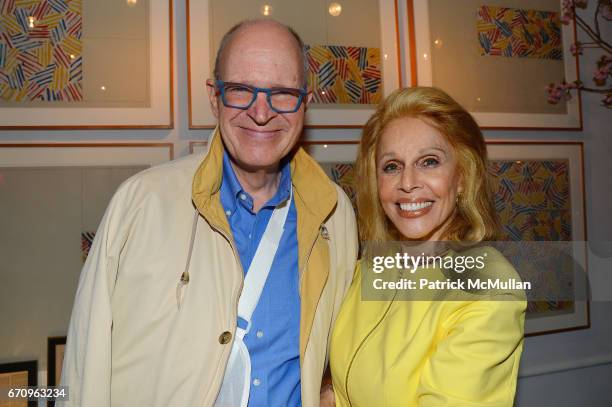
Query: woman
326,87,525,406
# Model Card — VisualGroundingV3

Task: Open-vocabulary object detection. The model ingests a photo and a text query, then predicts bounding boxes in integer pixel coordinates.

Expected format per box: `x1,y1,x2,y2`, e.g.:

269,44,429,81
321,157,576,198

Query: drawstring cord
177,209,199,310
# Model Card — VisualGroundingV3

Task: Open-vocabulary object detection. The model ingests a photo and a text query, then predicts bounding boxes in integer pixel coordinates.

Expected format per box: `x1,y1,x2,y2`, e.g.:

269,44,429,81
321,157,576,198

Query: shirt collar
221,150,292,213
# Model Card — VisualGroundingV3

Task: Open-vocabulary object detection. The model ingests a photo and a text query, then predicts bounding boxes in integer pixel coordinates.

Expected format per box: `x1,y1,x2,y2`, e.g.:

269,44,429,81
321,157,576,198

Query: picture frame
406,0,582,130
487,141,588,336
0,143,174,166
0,360,37,407
187,0,403,128
47,336,66,407
304,140,588,336
0,0,173,129
47,336,66,387
0,143,173,375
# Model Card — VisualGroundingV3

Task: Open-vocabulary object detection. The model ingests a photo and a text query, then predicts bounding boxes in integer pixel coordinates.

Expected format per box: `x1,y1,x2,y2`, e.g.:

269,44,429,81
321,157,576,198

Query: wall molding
519,354,612,378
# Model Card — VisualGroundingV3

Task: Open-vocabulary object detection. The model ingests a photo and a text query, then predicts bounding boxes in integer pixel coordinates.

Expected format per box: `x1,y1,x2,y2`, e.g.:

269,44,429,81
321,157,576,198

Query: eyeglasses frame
214,80,308,114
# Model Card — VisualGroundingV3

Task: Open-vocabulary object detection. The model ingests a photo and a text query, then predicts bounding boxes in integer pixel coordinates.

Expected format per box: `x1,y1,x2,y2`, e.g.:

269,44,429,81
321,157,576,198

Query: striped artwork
488,159,573,316
477,5,563,60
81,231,95,263
306,45,382,104
330,163,357,209
0,0,82,102
489,160,571,241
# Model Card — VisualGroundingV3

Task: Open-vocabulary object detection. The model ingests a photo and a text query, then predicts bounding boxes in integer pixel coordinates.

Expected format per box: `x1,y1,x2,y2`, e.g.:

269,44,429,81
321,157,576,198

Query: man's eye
226,85,252,93
382,162,400,173
271,89,300,97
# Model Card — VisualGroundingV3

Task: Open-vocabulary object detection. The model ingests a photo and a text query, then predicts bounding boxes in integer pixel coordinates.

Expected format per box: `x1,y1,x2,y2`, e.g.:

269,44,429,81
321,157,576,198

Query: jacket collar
192,126,338,244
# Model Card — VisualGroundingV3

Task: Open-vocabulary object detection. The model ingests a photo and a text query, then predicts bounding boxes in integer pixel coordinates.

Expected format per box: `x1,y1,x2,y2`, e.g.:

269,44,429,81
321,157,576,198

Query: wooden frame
304,140,588,336
47,337,67,387
187,0,403,128
0,0,174,129
0,143,174,164
47,336,66,407
0,360,37,407
406,0,582,130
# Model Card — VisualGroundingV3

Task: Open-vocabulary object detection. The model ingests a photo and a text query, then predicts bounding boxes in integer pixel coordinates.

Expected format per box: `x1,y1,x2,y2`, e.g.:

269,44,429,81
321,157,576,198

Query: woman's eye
382,162,401,173
420,157,440,167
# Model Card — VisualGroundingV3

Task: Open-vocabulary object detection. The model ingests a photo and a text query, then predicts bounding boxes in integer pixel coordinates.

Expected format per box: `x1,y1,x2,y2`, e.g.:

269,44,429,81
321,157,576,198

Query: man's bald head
213,19,308,88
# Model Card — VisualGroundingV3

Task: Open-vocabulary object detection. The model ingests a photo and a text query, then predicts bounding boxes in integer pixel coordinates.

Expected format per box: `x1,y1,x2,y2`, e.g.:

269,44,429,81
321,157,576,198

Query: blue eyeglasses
215,80,308,113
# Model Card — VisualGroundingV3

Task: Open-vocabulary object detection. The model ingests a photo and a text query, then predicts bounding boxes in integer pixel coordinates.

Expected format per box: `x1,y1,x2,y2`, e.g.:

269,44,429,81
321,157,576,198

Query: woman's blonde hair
356,87,499,242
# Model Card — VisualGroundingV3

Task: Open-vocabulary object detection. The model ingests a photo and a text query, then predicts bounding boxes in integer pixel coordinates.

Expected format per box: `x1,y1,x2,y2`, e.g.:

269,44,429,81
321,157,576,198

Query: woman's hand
320,383,336,407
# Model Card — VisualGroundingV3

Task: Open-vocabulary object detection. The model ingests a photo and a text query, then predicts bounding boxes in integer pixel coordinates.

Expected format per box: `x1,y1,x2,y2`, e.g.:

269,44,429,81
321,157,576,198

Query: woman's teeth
399,202,432,212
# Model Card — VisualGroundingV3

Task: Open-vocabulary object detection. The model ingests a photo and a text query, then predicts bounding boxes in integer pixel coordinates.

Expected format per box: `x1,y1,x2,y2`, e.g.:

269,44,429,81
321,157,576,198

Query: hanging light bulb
126,0,138,7
28,16,35,28
328,2,342,17
260,4,273,16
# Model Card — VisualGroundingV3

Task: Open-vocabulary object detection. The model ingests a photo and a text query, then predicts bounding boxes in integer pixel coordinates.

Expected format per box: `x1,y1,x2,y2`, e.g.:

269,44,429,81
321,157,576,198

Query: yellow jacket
60,128,358,407
330,248,526,407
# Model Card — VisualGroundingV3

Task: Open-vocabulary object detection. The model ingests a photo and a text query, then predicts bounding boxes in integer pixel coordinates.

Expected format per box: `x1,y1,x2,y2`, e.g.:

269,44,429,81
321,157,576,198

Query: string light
328,2,342,17
260,4,273,16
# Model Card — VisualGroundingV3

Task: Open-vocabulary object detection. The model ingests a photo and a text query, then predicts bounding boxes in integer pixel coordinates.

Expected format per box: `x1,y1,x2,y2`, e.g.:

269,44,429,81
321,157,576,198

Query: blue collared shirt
220,152,301,407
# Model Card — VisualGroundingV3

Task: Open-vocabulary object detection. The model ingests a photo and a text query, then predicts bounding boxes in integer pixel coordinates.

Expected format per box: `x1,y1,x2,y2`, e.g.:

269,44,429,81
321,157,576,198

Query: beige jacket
59,129,358,407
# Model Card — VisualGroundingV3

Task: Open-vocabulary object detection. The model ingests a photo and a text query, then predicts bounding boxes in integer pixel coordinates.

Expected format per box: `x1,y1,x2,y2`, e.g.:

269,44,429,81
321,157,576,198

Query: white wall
1,1,610,404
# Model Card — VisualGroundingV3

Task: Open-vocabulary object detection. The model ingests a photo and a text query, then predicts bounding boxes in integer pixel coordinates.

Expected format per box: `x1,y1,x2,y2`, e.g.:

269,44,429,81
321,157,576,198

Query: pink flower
593,56,611,86
602,94,612,108
561,0,575,24
547,82,574,104
570,42,583,56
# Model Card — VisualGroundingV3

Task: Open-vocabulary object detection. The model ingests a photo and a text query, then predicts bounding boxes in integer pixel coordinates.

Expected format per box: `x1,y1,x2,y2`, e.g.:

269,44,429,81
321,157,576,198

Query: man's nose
247,91,276,125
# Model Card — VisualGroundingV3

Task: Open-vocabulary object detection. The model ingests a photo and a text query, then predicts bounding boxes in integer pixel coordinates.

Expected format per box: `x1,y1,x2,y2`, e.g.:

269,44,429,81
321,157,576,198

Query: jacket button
219,331,232,344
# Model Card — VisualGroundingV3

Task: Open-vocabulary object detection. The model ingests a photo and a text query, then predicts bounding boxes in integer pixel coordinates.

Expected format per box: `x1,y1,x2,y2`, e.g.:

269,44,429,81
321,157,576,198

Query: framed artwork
487,142,588,335
187,0,403,128
0,360,37,407
47,336,66,387
0,0,173,129
0,143,173,374
47,336,66,407
304,140,588,336
406,0,582,129
301,141,360,207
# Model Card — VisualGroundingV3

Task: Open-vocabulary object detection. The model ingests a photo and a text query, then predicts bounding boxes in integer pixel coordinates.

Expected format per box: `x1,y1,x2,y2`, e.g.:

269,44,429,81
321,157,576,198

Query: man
59,19,357,407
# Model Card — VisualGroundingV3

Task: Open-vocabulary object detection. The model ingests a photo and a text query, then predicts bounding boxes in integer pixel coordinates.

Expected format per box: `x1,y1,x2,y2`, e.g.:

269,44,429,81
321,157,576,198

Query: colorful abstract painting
327,163,357,208
306,45,382,104
489,160,571,241
0,0,83,102
477,5,563,60
81,231,95,263
488,159,574,317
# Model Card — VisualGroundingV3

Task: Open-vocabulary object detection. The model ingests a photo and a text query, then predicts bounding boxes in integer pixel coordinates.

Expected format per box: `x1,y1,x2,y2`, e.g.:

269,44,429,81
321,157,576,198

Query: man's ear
206,79,219,119
304,90,313,111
